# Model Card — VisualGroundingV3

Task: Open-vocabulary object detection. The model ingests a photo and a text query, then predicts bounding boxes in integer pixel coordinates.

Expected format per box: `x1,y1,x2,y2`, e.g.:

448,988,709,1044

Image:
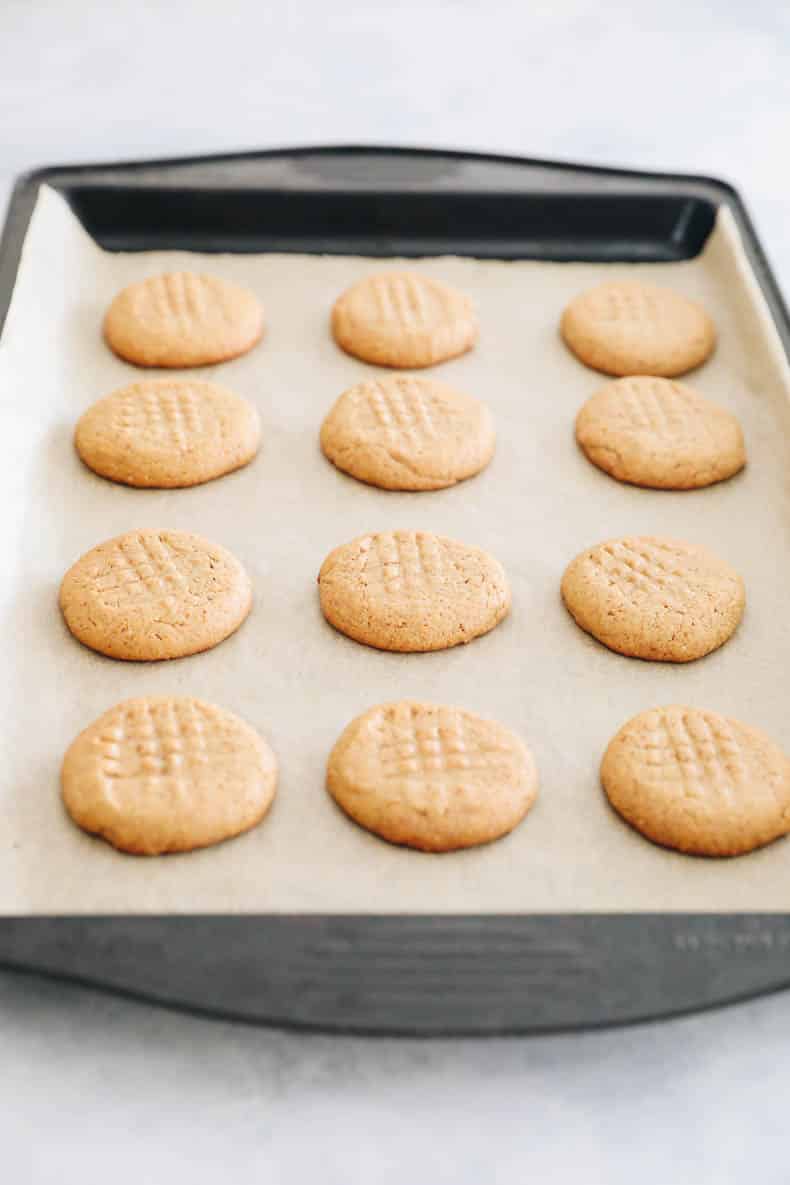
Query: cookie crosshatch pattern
588,539,710,611
561,535,745,662
61,697,278,855
124,381,207,450
59,529,252,661
615,377,713,435
94,532,220,608
376,701,511,779
318,530,511,651
363,530,464,596
575,376,745,490
98,698,215,786
365,377,440,444
561,279,716,376
76,378,261,488
331,270,479,368
327,701,538,852
639,708,748,787
321,375,495,490
104,271,264,367
602,706,790,857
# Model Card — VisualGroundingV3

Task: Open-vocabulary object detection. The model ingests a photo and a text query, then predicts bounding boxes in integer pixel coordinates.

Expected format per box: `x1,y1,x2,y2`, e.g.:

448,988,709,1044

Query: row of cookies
103,266,716,379
74,374,494,493
102,268,479,371
62,692,790,861
75,368,746,498
57,525,745,664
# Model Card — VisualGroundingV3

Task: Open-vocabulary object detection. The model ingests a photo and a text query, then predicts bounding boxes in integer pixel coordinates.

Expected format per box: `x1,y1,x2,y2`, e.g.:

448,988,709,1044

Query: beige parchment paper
2,185,790,915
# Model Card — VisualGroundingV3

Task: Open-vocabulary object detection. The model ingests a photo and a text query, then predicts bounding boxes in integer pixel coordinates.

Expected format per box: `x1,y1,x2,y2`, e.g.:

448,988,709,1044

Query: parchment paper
2,185,790,915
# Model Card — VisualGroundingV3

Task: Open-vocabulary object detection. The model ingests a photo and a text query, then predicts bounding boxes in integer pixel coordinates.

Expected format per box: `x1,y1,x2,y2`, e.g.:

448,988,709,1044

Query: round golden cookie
561,535,744,662
75,378,261,488
601,705,790,857
575,376,745,490
561,280,716,377
60,528,251,661
103,272,264,367
327,700,538,852
320,375,495,491
318,530,511,652
331,270,478,368
62,696,277,855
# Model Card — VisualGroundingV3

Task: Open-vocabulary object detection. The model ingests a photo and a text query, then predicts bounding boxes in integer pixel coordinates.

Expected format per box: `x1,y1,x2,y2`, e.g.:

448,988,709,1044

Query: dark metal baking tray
1,146,789,1035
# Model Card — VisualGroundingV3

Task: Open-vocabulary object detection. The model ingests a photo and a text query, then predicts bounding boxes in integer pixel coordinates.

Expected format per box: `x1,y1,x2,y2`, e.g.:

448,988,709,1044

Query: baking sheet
2,184,790,915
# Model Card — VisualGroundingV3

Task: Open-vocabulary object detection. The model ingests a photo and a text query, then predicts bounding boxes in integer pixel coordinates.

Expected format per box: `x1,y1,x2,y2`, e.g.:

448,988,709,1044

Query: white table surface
3,1,790,1180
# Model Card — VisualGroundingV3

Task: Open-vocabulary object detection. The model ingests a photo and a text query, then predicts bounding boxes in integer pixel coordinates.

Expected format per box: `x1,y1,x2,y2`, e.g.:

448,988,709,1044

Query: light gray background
2,1,789,1180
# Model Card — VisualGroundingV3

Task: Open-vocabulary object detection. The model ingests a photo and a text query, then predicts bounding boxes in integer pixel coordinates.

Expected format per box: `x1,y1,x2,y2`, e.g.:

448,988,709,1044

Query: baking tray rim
9,141,751,195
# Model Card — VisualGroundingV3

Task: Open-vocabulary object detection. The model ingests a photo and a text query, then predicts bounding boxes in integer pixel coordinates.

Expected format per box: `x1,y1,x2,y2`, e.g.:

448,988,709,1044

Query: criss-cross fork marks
374,704,508,781
97,699,213,805
93,532,201,610
588,540,698,609
369,272,435,329
617,379,701,437
640,710,747,806
591,285,666,325
116,386,207,451
356,379,439,449
132,273,237,333
359,531,451,597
